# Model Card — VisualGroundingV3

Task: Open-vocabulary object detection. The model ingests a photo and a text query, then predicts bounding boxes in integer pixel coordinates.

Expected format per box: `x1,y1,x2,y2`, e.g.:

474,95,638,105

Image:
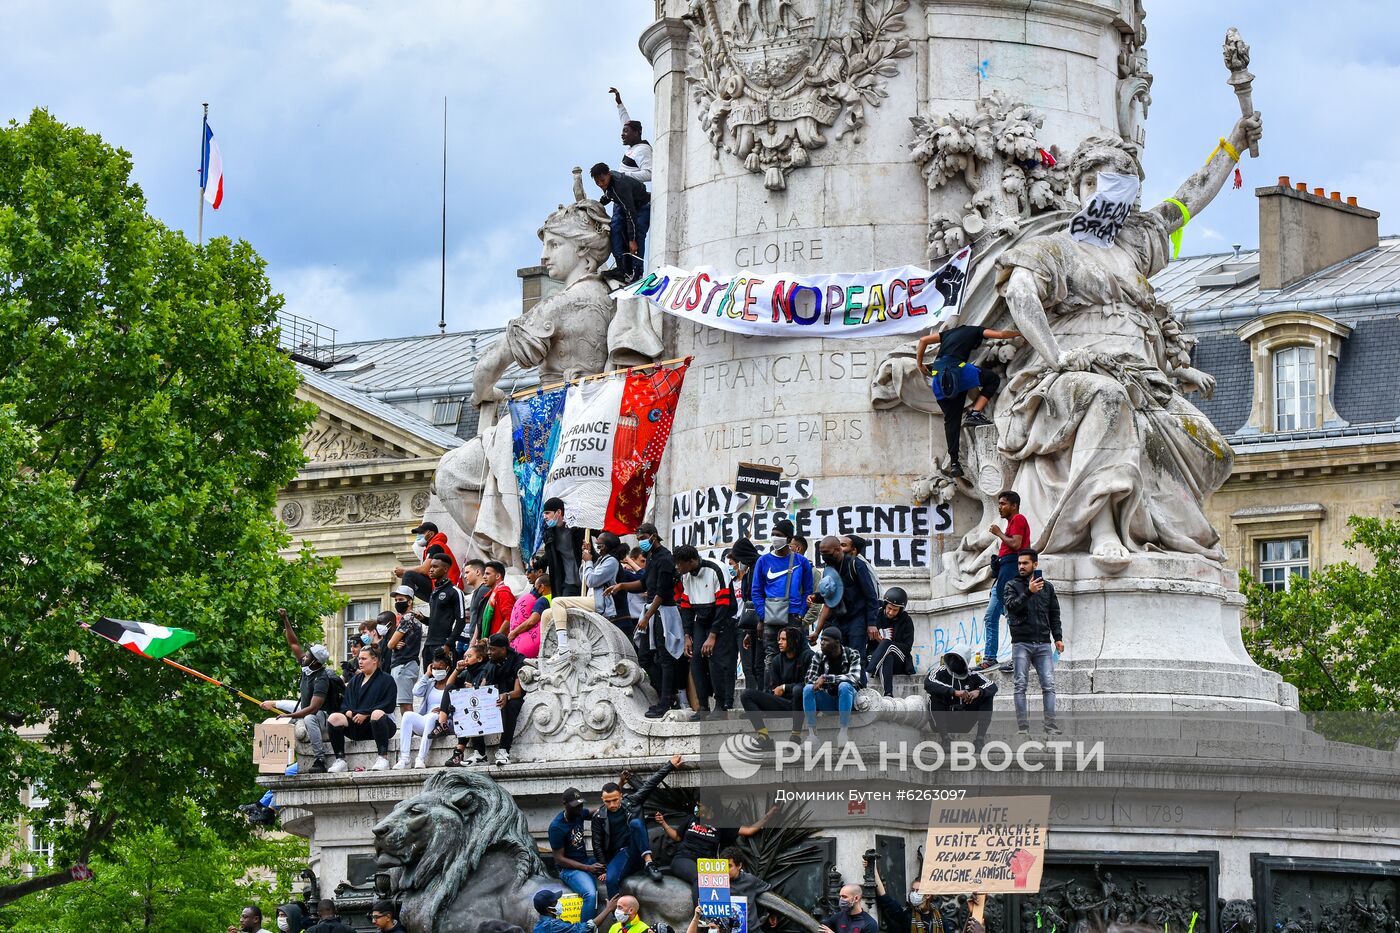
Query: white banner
1069,171,1139,248
615,248,971,339
449,686,503,738
541,377,626,530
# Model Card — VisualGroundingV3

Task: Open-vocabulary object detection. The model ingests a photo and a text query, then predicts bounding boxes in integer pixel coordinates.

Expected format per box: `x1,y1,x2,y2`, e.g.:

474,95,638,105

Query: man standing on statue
591,163,650,284
915,322,1021,479
608,87,652,185
1002,549,1063,736
975,491,1030,673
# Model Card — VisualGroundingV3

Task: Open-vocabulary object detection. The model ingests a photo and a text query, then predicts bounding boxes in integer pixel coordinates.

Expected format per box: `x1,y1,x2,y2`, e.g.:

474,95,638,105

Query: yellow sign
558,894,583,923
920,796,1050,894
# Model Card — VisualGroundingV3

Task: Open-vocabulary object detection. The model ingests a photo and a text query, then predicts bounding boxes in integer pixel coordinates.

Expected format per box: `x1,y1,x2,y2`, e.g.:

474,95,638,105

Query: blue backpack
930,358,981,401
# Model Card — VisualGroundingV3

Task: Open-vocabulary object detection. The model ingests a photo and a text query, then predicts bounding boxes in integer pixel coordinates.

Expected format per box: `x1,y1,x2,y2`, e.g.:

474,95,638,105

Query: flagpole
439,95,447,335
160,656,263,706
197,102,208,246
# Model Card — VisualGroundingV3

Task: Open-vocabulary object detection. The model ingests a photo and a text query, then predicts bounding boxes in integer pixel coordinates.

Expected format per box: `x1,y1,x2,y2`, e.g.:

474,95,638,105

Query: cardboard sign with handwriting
253,720,297,775
921,796,1050,894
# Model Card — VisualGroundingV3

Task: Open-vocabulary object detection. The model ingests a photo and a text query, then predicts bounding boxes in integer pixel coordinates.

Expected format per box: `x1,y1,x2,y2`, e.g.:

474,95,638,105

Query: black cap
730,537,760,566
562,787,585,806
543,497,565,513
411,521,438,535
488,632,510,648
819,626,843,643
636,521,659,537
772,519,796,539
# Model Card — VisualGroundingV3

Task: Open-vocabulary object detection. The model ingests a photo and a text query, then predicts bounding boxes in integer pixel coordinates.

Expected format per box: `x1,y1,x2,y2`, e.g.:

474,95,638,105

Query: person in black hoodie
275,902,309,933
592,755,683,892
815,536,878,661
325,646,398,773
306,899,355,933
867,587,916,696
541,497,587,598
923,646,997,745
740,625,813,743
1002,549,1063,735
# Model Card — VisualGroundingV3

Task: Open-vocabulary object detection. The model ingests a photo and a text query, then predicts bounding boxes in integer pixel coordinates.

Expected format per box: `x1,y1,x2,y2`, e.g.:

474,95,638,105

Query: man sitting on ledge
592,754,683,891
802,628,864,747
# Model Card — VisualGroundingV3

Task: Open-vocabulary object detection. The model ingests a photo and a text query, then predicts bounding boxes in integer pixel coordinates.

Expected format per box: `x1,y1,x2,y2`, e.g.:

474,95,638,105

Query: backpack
322,670,345,714
930,358,980,401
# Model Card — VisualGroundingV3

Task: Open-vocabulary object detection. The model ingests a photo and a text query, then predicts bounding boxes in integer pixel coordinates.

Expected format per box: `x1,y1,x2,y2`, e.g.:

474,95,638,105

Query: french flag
201,121,224,209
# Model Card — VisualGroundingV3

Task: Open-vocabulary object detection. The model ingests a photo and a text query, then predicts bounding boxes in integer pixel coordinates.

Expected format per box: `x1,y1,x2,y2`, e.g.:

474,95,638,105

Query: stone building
1162,179,1396,591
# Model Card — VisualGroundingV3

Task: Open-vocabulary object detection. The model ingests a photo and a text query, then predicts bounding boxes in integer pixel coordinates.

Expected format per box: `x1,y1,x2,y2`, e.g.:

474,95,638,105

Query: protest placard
253,719,297,775
734,461,784,497
558,894,583,923
448,686,503,738
697,858,732,918
920,796,1051,894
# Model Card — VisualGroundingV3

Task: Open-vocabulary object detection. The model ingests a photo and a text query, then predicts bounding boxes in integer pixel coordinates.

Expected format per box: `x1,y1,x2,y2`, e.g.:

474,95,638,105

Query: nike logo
766,569,793,581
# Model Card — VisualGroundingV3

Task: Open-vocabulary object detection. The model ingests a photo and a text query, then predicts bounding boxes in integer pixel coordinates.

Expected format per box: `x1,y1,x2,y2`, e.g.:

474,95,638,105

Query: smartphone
1032,569,1043,581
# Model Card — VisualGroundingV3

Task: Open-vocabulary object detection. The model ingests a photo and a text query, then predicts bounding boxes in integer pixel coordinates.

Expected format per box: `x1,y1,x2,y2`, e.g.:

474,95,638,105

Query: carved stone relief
302,424,399,463
1115,1,1153,151
280,500,305,528
411,491,431,515
685,0,913,190
311,492,402,526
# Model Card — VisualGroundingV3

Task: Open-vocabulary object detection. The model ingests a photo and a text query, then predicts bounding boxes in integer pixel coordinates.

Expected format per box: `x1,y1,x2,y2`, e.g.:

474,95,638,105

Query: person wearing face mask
542,497,587,598
533,888,622,933
606,895,650,933
543,531,627,645
871,861,939,933
608,523,684,719
384,585,424,713
819,884,878,933
274,902,308,933
262,608,336,774
814,535,878,662
394,656,452,769
751,520,814,675
723,538,761,684
656,799,777,891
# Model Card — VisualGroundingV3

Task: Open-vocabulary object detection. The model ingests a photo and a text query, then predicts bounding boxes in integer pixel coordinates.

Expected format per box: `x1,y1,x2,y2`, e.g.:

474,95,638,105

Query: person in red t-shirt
395,521,462,595
479,560,517,640
975,490,1031,673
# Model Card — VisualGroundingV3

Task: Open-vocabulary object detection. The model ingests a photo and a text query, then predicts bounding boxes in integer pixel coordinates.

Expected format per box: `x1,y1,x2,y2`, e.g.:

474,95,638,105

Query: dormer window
1236,311,1351,434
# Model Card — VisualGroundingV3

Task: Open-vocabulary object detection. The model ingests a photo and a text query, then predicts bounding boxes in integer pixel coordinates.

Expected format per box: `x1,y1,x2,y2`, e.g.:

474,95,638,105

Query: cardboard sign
1069,171,1139,248
558,894,583,923
253,719,297,775
449,686,503,738
734,461,784,497
921,796,1050,894
697,858,732,918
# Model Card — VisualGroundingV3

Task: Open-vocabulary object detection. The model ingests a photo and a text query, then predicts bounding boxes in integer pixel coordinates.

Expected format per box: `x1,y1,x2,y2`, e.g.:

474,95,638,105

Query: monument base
923,552,1298,711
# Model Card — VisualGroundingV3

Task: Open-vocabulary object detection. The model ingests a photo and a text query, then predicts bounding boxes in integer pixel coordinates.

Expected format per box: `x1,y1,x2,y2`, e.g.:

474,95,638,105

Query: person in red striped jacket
673,544,739,721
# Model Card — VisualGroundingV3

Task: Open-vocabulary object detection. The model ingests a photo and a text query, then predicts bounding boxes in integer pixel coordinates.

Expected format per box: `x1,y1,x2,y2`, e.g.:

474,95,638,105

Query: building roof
297,364,464,451
317,329,538,398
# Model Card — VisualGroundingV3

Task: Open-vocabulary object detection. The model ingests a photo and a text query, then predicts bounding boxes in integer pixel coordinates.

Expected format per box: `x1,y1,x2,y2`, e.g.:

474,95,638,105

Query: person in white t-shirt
395,654,452,769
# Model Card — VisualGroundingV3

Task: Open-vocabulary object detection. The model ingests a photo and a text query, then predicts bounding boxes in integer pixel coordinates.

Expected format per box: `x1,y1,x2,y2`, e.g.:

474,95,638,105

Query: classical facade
1164,179,1397,590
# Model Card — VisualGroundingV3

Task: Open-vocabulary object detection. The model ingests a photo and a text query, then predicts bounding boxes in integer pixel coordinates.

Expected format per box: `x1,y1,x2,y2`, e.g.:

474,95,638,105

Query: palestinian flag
82,617,197,659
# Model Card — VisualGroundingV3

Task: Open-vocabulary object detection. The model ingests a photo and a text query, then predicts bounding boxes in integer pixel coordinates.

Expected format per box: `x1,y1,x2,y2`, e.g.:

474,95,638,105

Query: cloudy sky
3,1,1393,342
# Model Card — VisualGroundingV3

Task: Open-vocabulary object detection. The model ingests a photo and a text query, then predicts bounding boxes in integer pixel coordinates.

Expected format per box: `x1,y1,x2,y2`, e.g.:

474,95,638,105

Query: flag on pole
201,121,224,209
82,617,197,660
605,363,689,533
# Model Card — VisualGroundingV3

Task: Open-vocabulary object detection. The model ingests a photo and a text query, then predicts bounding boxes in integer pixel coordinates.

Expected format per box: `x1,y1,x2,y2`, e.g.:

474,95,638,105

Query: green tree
0,810,309,932
0,109,339,906
1243,515,1400,712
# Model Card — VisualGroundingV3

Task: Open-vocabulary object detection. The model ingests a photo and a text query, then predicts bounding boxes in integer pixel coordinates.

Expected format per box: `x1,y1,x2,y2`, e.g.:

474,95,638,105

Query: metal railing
276,310,337,368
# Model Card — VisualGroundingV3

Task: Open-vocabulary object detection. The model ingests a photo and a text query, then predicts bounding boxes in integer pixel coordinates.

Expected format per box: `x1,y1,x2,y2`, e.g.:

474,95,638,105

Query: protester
395,520,462,594
462,557,489,648
417,551,465,665
722,539,761,686
815,535,877,660
867,587,916,697
550,787,605,921
608,87,652,185
509,572,551,659
740,625,814,744
914,322,1022,478
542,497,586,598
369,900,407,933
480,560,518,640
656,800,776,889
395,654,452,769
673,544,739,720
720,846,776,924
870,862,939,933
840,534,882,657
791,535,809,556
609,523,684,719
356,617,388,666
608,896,650,933
544,531,626,644
533,888,621,933
1003,549,1064,735
441,644,486,766
276,903,309,933
976,490,1030,673
264,608,335,773
820,884,878,933
385,584,424,712
591,163,651,284
306,899,354,933
752,520,814,674
229,905,273,933
923,645,997,746
326,646,399,772
802,627,863,746
457,633,526,766
592,755,682,890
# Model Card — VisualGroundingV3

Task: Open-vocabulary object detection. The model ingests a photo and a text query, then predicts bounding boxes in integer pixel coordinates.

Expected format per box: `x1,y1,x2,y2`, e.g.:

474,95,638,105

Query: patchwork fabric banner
614,248,972,339
606,363,689,534
541,377,628,531
509,388,567,559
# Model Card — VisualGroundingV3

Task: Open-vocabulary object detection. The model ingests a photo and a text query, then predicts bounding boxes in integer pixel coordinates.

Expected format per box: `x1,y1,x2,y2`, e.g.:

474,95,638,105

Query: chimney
517,265,563,313
1257,178,1379,290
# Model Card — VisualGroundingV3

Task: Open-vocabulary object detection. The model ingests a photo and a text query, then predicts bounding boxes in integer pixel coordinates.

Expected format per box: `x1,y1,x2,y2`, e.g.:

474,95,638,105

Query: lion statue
373,770,822,933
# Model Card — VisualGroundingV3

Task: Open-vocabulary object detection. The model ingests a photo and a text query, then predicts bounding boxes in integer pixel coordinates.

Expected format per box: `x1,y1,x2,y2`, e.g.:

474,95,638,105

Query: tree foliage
1243,515,1400,712
0,109,339,904
0,811,309,932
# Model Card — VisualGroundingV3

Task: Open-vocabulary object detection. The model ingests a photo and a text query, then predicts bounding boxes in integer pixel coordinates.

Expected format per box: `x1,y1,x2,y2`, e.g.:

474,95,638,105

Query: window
343,599,381,661
25,823,53,875
431,398,463,426
1272,345,1317,431
1259,537,1309,592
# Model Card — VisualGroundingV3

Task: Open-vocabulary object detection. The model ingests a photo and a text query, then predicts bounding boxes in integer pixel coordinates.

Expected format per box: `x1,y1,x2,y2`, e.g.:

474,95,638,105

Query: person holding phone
1001,549,1063,736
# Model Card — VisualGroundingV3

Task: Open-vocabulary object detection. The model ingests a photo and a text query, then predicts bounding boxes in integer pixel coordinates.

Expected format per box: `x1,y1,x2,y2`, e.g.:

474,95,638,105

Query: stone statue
372,769,823,933
471,169,615,411
994,111,1260,570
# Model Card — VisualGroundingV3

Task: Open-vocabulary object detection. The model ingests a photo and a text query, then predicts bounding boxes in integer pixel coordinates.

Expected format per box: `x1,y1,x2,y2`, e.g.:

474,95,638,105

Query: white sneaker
413,758,427,769
392,759,410,770
836,727,850,747
327,758,348,773
370,756,391,771
494,749,511,766
463,750,486,766
803,728,820,745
